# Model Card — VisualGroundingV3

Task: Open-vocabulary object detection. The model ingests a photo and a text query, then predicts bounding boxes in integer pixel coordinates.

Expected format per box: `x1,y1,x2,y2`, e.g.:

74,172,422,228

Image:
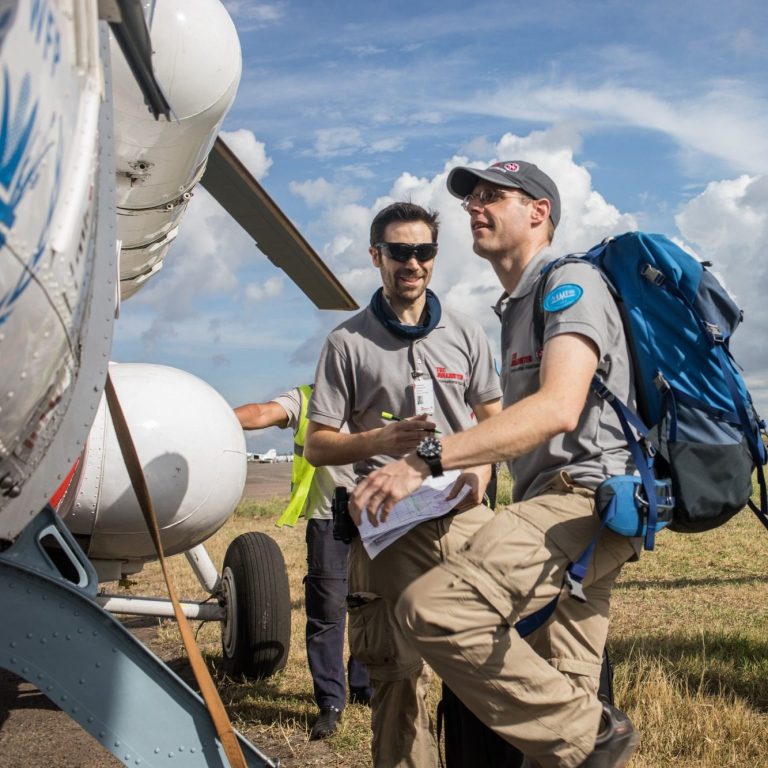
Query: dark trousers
305,518,370,710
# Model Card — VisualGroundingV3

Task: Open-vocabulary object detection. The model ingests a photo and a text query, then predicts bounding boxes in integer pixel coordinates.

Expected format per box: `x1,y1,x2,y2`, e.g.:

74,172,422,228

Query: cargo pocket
346,591,397,670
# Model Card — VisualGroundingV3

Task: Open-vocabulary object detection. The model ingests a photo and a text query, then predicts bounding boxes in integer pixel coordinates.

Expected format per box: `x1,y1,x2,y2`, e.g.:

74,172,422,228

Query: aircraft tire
220,531,291,679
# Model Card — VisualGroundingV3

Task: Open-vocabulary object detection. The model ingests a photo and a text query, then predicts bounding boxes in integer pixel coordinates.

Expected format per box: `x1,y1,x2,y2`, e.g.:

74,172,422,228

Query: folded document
357,470,470,559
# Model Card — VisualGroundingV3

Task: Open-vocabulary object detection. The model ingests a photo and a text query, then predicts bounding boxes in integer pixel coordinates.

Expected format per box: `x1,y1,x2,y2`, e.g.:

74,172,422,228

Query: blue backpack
515,231,768,637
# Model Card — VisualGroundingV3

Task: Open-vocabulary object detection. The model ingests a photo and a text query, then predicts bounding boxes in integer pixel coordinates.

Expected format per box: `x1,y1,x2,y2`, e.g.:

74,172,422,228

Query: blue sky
112,0,768,453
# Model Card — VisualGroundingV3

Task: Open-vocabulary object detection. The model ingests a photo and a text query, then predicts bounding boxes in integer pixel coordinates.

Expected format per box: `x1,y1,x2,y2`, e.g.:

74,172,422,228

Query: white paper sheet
357,470,471,558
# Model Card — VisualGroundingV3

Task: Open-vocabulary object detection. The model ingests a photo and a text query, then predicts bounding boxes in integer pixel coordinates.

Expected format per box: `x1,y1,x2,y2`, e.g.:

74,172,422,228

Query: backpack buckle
642,439,657,458
704,322,724,343
564,571,587,603
633,481,675,511
641,264,666,286
654,372,670,393
593,382,614,402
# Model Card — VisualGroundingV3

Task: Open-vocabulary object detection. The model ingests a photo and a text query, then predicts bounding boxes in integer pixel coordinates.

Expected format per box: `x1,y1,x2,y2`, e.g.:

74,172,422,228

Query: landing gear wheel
220,532,291,679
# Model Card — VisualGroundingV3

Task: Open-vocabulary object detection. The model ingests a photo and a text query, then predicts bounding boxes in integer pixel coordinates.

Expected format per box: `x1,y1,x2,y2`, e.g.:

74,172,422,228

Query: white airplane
0,1,356,765
257,449,278,464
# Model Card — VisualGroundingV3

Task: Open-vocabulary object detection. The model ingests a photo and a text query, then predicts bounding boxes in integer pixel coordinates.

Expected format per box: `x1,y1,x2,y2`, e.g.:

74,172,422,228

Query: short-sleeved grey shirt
308,305,502,477
495,248,635,501
273,388,355,520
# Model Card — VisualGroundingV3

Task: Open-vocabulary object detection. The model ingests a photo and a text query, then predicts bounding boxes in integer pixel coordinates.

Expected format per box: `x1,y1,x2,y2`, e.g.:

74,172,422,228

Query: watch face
418,435,442,459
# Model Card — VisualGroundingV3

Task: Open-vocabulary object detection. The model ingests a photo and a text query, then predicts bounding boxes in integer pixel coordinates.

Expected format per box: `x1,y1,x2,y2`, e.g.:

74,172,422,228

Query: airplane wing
201,137,358,311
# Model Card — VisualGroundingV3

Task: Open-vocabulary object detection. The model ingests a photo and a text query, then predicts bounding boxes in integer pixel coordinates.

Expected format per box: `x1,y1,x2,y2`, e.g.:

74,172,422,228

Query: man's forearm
440,333,597,471
304,427,382,467
234,402,289,430
439,390,573,471
306,415,438,467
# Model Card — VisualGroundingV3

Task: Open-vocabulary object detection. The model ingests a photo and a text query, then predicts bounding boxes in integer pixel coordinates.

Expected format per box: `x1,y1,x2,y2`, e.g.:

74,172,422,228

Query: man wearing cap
304,201,502,767
351,163,641,768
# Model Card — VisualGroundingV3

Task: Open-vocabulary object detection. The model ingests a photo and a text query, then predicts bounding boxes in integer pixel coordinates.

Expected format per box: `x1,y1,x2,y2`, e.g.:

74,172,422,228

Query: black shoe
310,706,341,740
350,685,372,706
580,704,639,767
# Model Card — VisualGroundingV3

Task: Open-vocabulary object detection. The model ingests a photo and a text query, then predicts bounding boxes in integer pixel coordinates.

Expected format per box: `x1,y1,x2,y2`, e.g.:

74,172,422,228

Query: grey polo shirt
495,247,635,501
308,305,502,477
273,388,355,520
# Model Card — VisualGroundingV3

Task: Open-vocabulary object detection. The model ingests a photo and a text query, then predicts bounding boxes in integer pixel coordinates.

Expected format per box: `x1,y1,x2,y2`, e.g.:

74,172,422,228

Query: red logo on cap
503,162,520,172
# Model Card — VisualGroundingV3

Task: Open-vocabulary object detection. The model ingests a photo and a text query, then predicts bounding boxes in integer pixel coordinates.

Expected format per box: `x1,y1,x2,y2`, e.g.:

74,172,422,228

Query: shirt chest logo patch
543,283,583,312
435,366,465,383
509,352,533,368
508,351,540,372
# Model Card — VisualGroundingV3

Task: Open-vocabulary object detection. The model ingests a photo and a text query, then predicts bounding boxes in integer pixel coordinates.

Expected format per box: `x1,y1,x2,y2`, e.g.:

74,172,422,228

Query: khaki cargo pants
347,503,494,768
395,476,640,768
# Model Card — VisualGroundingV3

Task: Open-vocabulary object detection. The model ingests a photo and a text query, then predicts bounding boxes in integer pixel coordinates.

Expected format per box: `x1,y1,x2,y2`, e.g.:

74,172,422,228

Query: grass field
139,473,768,767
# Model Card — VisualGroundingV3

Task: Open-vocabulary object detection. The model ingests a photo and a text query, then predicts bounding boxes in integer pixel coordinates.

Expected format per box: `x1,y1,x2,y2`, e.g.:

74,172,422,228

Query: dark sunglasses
375,242,438,263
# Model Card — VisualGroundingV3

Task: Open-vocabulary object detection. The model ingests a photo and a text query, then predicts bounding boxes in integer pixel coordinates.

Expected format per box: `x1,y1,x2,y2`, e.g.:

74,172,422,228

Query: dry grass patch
616,653,767,767
609,497,768,767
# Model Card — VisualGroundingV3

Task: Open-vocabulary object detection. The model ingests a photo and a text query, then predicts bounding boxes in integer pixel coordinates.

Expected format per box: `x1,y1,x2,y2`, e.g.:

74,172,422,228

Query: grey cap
447,160,561,229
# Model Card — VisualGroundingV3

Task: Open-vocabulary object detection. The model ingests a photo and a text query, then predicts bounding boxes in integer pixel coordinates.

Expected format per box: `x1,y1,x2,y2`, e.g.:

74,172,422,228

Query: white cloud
289,177,363,208
245,276,284,303
311,127,407,159
337,163,377,180
726,28,759,54
313,127,365,158
219,129,272,179
675,174,768,411
290,177,335,207
289,310,357,366
450,79,768,175
223,2,285,28
369,137,405,153
676,175,767,254
346,44,385,56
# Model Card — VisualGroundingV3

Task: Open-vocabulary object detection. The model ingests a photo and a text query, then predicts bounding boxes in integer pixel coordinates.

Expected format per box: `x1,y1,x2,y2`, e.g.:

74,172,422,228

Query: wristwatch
416,435,443,478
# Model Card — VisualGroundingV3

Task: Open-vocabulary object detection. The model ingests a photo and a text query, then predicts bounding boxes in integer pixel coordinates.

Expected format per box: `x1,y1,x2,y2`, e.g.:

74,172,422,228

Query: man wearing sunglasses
351,163,640,768
304,201,502,767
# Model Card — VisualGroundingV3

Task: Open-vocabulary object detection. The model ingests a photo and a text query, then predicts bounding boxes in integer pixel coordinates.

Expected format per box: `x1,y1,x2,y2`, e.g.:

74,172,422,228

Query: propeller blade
107,0,172,120
200,137,358,310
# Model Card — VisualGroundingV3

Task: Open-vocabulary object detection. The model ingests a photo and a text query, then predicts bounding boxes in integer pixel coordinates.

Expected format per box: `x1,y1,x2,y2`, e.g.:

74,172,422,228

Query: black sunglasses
375,242,438,263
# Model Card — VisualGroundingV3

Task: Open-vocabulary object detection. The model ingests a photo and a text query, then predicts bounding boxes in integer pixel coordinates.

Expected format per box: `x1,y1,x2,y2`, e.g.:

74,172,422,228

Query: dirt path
0,463,297,768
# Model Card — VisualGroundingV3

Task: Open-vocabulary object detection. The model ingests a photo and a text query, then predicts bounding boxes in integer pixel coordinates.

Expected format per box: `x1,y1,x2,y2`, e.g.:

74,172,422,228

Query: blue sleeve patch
543,283,583,312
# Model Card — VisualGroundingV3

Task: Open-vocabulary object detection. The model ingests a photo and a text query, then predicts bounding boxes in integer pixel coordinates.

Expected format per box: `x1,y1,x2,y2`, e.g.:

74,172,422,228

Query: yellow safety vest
276,384,316,527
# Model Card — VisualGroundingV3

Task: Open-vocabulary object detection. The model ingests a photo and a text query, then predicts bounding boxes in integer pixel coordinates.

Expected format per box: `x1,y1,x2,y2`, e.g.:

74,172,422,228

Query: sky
112,0,768,454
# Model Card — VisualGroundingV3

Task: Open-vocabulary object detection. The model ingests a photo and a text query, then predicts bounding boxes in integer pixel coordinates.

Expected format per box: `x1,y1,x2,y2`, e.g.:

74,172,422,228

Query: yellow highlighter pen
380,411,441,434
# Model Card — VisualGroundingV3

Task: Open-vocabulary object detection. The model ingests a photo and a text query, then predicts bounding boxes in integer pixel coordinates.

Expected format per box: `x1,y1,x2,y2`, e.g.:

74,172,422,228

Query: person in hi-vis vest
234,385,371,740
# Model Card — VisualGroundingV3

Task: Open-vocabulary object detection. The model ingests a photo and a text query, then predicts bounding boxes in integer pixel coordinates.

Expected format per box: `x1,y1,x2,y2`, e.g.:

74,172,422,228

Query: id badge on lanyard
413,375,435,416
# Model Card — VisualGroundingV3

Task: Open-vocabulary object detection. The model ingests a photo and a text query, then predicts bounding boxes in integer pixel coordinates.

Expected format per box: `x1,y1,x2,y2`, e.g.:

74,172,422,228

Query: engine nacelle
111,0,242,298
60,363,246,575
